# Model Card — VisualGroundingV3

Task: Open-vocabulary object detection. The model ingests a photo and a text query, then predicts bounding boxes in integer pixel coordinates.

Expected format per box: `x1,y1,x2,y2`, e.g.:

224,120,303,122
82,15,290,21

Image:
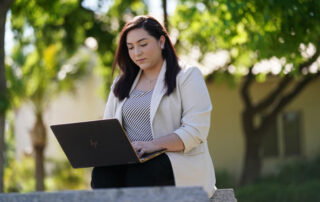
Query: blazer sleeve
173,67,212,153
103,77,119,119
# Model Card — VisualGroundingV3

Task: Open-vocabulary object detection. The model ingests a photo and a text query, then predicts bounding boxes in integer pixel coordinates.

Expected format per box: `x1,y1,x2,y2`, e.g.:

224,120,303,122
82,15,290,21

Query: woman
91,15,216,198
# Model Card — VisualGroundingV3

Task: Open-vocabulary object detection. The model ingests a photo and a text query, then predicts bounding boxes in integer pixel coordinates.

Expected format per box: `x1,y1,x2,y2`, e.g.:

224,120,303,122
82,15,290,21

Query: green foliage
3,111,34,193
4,156,35,193
6,42,91,111
0,91,9,114
45,158,89,191
4,112,89,193
5,41,91,191
9,0,148,100
235,156,320,202
215,170,236,189
172,0,320,79
4,156,90,193
4,112,15,166
236,180,320,202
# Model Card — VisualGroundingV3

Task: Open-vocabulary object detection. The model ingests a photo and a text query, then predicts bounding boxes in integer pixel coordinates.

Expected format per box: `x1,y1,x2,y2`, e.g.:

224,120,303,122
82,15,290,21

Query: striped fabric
122,89,154,142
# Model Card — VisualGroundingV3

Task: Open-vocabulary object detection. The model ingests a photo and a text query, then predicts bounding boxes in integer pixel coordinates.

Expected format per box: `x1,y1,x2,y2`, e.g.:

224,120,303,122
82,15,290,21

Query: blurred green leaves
5,41,91,112
4,156,35,193
45,158,89,191
172,0,320,79
236,156,320,202
4,156,89,192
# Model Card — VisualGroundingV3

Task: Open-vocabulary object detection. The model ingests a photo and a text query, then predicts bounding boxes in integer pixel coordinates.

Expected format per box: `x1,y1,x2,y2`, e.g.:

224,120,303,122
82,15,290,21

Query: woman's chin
138,64,151,71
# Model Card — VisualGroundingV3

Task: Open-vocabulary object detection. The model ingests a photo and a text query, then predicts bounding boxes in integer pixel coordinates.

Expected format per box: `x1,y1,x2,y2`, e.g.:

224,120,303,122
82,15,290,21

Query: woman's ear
159,35,166,49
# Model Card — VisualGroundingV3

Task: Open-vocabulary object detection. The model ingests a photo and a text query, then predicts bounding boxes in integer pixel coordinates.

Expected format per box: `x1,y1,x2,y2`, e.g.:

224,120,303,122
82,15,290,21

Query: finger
132,141,142,148
132,142,140,150
133,145,142,154
133,144,138,150
139,149,145,157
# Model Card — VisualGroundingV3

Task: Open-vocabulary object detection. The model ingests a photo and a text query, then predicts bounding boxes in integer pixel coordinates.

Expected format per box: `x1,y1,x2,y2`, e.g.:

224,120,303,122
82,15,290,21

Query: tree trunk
34,145,45,191
240,131,262,185
0,0,15,192
241,139,261,185
30,113,47,191
239,109,262,185
162,0,168,32
0,115,4,193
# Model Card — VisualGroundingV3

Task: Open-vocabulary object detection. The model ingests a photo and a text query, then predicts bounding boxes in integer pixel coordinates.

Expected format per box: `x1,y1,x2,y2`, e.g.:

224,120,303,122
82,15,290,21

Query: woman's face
126,28,165,72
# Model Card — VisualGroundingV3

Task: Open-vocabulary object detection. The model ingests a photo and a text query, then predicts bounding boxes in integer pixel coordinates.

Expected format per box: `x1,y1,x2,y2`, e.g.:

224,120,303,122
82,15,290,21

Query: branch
258,72,320,133
271,72,320,116
241,66,254,108
254,76,293,112
254,47,320,113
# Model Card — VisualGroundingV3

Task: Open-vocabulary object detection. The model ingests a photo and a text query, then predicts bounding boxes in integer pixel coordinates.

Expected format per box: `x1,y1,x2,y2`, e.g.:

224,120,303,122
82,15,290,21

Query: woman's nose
134,47,142,56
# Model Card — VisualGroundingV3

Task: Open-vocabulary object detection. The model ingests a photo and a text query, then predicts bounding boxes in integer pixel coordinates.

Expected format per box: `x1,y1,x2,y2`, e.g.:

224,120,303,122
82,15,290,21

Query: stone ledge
212,189,237,202
0,187,236,202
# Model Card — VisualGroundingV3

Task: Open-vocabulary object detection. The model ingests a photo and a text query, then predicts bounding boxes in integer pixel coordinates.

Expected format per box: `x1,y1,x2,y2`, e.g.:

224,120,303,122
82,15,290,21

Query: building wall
206,77,320,180
206,82,244,181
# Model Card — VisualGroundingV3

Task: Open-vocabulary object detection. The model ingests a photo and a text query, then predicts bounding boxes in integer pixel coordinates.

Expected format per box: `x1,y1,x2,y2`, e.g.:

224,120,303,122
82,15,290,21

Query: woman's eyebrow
127,38,148,45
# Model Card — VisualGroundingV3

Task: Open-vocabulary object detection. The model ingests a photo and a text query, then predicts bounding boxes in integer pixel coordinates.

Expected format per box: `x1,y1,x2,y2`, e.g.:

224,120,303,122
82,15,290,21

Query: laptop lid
50,119,165,168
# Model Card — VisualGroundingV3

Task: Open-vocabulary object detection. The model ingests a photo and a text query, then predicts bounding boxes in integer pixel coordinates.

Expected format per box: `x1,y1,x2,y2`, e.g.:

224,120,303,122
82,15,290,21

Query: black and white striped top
122,89,154,142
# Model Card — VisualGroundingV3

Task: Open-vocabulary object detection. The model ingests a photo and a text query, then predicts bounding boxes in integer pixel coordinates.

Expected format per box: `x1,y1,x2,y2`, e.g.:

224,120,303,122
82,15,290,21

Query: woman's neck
142,59,164,80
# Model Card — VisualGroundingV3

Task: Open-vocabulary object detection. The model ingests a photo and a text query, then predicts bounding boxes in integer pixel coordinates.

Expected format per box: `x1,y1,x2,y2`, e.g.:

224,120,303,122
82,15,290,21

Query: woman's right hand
132,141,163,157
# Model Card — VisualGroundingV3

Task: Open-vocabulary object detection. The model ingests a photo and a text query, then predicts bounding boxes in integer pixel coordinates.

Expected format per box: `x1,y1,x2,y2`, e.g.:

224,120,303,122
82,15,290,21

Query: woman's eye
128,47,134,50
141,43,147,47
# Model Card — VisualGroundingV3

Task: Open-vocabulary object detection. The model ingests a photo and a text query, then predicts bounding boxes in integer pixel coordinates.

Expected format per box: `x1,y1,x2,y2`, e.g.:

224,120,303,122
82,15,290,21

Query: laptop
50,119,166,168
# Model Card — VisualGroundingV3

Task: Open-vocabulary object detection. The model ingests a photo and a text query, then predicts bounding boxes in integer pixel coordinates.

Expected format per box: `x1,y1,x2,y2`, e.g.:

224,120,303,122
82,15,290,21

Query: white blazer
103,61,216,197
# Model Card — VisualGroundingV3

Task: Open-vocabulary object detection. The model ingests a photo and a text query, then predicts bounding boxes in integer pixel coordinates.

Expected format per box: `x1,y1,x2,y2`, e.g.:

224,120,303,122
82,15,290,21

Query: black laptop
50,119,166,168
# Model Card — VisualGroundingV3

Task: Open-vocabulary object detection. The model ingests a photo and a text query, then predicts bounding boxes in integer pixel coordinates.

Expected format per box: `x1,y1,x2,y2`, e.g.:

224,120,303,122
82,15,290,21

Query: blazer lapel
150,61,167,127
114,69,142,124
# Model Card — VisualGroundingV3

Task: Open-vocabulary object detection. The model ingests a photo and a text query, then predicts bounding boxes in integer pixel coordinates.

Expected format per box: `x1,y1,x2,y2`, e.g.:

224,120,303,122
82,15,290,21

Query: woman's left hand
132,141,164,157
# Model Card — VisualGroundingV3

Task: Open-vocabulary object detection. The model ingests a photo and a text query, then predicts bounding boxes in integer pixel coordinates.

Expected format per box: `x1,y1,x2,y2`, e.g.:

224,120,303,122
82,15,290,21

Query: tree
172,0,320,185
162,0,169,31
8,0,97,190
0,0,15,193
6,35,91,191
6,0,148,191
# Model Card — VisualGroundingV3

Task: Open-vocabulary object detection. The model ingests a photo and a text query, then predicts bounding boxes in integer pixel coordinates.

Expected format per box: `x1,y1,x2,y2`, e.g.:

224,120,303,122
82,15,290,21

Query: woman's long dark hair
112,15,181,101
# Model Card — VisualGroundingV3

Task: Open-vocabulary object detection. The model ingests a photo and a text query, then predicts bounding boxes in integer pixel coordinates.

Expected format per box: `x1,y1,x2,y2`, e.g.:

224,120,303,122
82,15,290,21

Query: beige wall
206,77,320,180
206,82,244,181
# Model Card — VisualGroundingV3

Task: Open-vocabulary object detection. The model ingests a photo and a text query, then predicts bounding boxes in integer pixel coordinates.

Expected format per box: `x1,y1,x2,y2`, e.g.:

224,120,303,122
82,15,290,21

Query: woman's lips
136,59,145,63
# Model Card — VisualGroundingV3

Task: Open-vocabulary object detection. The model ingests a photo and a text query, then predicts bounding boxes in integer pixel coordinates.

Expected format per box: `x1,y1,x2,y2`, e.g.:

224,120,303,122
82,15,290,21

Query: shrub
235,155,320,202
